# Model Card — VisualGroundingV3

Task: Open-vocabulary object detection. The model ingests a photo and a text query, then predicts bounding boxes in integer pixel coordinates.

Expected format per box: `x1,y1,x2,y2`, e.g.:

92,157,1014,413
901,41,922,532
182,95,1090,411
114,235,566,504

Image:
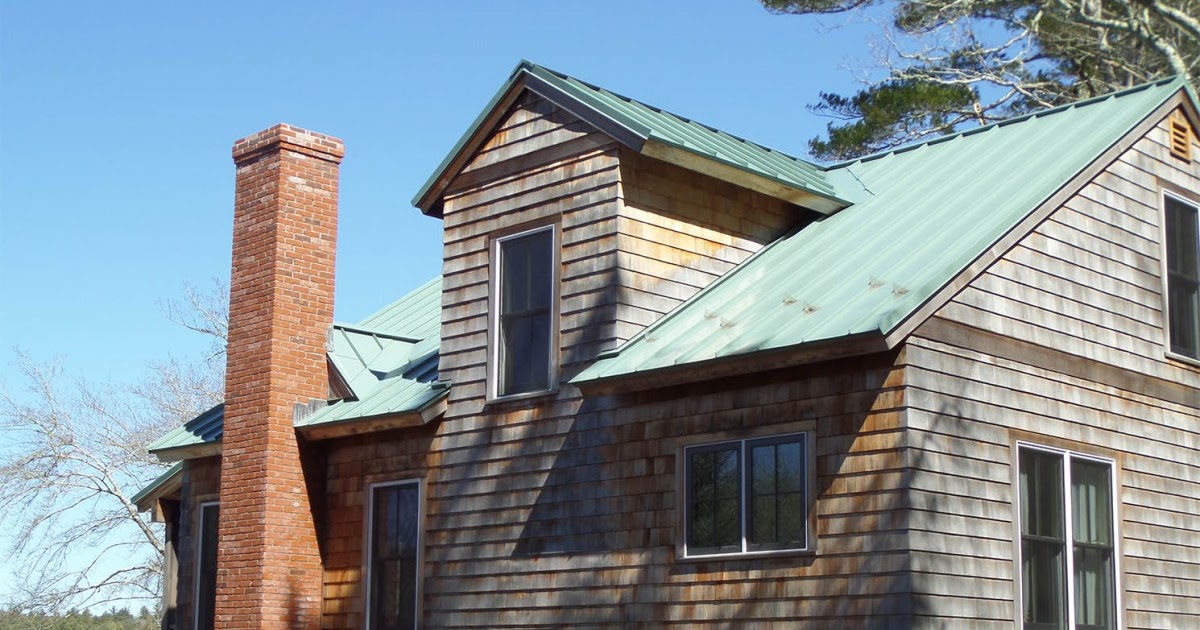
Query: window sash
1165,194,1200,359
493,226,555,397
367,481,420,630
685,433,809,557
1017,446,1117,630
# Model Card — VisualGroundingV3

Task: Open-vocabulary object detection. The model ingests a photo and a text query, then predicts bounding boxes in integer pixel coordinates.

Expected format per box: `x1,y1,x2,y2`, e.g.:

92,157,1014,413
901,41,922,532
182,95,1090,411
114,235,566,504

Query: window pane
1166,197,1200,357
1167,197,1199,278
751,495,775,543
687,446,739,554
1074,546,1114,630
1071,460,1112,546
747,437,806,551
1072,459,1114,630
500,312,550,394
1020,450,1063,540
370,484,419,630
776,441,803,492
751,444,775,495
497,229,554,396
1168,276,1199,357
1022,539,1065,629
1020,448,1066,629
777,492,806,543
195,504,219,630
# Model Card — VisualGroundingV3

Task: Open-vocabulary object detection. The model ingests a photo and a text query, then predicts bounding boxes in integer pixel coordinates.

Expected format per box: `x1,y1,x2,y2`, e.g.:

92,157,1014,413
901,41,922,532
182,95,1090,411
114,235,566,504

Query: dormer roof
413,60,851,217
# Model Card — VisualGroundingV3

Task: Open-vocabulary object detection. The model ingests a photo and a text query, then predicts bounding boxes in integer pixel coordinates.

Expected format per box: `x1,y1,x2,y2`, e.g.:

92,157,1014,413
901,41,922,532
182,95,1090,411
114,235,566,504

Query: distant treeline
0,607,157,630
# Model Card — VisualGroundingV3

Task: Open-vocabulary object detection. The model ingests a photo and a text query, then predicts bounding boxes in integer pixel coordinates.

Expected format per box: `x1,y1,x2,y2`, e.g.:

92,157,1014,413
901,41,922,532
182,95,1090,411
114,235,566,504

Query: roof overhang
414,61,850,218
882,83,1200,348
153,441,222,463
132,462,183,519
296,395,447,441
641,140,847,214
574,331,889,396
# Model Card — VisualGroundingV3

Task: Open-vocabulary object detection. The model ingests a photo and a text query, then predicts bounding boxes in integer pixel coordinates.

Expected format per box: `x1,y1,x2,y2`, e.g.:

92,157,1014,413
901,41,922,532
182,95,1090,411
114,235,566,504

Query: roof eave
414,61,847,217
641,140,849,214
882,83,1198,349
573,331,889,396
414,68,535,216
296,393,448,441
132,462,183,516
152,441,222,463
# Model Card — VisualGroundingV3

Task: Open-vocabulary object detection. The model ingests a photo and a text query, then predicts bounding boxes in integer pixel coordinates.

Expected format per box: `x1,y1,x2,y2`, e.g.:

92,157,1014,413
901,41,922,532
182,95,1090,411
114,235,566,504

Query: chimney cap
232,123,345,165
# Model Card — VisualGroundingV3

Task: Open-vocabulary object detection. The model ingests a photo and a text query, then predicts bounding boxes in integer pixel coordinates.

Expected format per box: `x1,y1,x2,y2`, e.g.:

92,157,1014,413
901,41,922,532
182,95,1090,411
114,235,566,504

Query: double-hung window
194,502,219,630
367,480,421,630
684,433,811,557
1017,444,1118,630
491,225,556,398
1164,193,1200,360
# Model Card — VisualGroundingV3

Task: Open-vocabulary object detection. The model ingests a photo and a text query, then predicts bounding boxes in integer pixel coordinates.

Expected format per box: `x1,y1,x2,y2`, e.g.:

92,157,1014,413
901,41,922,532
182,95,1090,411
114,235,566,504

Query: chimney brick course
216,124,343,630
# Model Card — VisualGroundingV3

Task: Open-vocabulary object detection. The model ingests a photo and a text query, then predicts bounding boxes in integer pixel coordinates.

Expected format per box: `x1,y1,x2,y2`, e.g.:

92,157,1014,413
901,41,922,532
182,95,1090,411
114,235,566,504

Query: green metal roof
147,403,224,457
304,277,447,429
355,276,442,339
148,277,445,458
132,461,182,510
574,77,1188,384
413,60,848,214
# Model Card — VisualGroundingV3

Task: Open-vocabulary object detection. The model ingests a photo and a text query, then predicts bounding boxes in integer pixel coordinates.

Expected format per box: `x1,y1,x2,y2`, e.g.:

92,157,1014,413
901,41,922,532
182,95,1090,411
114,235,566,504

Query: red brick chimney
216,124,343,629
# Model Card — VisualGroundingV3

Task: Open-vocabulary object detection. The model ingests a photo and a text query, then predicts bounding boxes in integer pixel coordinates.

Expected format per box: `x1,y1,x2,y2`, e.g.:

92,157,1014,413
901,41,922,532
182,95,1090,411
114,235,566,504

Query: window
1017,445,1118,630
491,225,556,398
1165,193,1200,359
684,433,811,557
194,502,219,630
367,480,421,630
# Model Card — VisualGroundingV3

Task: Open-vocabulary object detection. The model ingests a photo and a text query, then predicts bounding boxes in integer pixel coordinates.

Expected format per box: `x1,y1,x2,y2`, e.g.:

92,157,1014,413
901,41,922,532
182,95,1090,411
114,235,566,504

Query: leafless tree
0,280,227,614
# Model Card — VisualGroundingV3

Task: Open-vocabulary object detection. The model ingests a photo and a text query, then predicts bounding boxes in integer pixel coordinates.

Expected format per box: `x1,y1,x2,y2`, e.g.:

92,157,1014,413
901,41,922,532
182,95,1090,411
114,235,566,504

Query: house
135,61,1200,629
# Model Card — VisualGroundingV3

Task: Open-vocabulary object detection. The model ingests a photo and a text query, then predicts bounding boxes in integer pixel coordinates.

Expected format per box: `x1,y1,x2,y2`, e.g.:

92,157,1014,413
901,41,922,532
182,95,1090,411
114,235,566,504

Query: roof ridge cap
826,76,1185,170
522,61,825,172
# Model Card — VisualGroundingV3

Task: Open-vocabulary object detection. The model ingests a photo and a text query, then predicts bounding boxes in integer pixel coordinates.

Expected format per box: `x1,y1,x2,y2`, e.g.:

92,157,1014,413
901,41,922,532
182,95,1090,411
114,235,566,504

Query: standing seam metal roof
573,77,1188,383
414,61,846,212
148,278,446,456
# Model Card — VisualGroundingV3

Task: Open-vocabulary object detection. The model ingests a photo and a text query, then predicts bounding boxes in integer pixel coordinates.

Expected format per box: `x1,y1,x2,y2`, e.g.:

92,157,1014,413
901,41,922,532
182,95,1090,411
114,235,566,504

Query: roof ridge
332,322,422,343
827,75,1186,169
523,61,821,171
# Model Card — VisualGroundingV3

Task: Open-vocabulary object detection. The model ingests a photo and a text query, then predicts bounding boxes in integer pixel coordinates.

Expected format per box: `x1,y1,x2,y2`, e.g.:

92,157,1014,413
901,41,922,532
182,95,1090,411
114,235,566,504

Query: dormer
416,62,852,408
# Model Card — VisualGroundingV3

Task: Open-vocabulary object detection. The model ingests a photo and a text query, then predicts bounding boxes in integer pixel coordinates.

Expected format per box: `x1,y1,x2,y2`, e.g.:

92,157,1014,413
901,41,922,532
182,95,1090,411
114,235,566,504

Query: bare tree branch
1,282,227,615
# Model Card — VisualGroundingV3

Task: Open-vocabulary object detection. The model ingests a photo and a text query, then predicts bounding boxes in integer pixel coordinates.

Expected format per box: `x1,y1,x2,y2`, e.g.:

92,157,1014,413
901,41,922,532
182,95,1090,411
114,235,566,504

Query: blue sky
0,0,873,605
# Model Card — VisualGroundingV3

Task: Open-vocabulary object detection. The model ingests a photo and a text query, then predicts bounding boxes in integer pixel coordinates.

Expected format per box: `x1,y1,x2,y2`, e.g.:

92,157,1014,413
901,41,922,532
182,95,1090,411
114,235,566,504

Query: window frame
1160,189,1200,365
1013,442,1123,630
681,431,815,559
487,223,560,402
193,501,219,630
364,478,424,630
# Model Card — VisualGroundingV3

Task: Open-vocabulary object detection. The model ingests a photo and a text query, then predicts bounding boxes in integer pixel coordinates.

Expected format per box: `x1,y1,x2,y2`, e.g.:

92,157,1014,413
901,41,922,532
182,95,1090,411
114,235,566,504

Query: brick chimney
216,124,343,629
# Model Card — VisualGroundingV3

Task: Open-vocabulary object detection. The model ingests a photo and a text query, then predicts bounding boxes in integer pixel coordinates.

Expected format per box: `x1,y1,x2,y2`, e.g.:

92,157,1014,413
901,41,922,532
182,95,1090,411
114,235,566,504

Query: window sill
485,387,559,408
677,547,816,563
1165,349,1200,369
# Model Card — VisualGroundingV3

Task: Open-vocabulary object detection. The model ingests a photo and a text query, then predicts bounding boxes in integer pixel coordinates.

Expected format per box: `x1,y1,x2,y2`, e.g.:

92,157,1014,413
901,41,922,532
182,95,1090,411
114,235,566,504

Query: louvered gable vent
1170,110,1193,161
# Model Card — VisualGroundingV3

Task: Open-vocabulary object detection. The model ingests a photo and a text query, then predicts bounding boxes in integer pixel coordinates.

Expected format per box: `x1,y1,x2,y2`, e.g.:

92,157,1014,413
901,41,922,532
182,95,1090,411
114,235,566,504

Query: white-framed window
1163,191,1200,360
194,501,219,630
1016,443,1119,630
489,224,557,399
683,432,812,557
366,479,422,630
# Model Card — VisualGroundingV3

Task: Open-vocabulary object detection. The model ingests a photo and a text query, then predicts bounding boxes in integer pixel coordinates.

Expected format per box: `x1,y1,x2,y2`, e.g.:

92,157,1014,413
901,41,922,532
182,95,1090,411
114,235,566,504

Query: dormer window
491,225,557,399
